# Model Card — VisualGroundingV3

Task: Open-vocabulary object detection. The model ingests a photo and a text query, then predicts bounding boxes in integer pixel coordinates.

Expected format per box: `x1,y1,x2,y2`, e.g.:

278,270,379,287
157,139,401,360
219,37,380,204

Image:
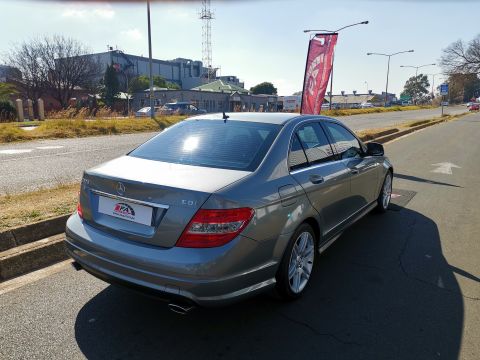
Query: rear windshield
129,119,281,171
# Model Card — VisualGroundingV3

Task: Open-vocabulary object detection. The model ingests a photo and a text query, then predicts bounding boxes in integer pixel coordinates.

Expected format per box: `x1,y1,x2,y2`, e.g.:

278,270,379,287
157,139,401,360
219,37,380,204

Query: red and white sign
98,196,153,226
301,33,338,115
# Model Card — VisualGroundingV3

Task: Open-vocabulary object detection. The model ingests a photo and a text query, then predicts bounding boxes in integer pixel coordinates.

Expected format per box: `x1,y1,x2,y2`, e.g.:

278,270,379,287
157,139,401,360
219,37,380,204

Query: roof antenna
222,112,229,123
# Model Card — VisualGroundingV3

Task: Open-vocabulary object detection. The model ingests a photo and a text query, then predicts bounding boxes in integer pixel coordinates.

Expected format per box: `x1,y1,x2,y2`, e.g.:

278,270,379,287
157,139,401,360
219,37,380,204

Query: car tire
376,171,393,213
275,223,316,300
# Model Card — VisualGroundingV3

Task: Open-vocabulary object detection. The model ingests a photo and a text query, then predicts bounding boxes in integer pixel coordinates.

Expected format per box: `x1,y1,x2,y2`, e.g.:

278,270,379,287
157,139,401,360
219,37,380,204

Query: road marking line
430,162,461,175
35,146,65,150
0,149,33,155
0,146,121,163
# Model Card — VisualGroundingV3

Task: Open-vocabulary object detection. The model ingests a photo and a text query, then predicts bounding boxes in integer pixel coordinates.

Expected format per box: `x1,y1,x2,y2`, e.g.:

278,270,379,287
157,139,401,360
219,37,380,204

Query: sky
0,0,477,96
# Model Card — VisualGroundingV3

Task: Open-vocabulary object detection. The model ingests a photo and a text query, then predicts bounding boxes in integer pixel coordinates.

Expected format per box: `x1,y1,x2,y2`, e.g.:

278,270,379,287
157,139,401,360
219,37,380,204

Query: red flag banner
301,33,338,115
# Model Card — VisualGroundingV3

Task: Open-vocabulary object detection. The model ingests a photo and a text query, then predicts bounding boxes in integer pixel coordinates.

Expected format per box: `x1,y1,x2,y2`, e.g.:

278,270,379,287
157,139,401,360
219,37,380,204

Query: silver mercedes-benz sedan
65,113,393,311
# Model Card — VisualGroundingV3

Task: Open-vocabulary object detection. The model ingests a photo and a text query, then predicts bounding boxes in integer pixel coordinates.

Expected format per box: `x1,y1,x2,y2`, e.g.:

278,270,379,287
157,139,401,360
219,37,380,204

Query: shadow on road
394,173,462,188
74,207,463,360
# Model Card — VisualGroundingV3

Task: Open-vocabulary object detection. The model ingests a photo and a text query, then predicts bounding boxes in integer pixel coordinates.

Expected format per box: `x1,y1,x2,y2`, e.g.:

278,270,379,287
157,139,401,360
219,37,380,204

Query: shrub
0,100,17,122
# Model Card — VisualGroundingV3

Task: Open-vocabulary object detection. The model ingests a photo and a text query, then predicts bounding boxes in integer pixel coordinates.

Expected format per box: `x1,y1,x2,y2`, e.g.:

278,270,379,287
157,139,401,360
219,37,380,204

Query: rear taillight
176,208,254,248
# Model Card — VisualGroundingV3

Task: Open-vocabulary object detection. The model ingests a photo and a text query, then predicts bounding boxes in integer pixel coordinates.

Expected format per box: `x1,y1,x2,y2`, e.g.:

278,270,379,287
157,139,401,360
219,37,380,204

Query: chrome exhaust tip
168,302,195,315
71,261,82,271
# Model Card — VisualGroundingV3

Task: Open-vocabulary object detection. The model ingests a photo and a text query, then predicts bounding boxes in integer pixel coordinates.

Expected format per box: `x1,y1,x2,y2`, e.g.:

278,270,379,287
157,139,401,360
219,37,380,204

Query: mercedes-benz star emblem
116,182,126,196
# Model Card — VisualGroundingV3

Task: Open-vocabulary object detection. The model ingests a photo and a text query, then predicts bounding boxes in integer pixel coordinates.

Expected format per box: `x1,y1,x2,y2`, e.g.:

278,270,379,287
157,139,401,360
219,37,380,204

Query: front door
322,121,379,214
288,122,352,235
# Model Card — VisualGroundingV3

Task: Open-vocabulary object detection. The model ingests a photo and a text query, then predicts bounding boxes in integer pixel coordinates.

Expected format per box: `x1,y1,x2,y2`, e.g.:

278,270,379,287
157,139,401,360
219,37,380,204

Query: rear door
322,121,379,214
289,122,352,235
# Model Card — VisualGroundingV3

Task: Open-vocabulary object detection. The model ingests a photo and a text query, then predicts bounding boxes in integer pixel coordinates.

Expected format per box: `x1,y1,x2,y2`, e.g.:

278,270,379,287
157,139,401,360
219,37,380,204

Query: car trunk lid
80,156,251,248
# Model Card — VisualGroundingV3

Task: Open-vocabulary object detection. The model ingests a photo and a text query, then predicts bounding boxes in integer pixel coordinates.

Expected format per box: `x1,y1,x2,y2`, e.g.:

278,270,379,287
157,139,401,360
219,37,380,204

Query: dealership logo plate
98,196,153,226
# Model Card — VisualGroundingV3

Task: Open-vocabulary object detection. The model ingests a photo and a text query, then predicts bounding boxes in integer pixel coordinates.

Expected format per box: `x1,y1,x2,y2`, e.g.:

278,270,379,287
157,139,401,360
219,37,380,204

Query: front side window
296,123,335,165
324,122,362,159
130,120,281,171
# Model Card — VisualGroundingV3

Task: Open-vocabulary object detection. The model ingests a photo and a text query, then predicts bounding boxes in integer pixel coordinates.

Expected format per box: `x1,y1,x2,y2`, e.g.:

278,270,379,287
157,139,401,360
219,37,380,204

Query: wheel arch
302,217,321,245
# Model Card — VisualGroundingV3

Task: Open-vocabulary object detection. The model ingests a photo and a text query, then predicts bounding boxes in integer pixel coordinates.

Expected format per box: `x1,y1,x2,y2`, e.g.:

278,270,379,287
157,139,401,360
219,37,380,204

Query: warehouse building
78,49,243,91
132,80,278,113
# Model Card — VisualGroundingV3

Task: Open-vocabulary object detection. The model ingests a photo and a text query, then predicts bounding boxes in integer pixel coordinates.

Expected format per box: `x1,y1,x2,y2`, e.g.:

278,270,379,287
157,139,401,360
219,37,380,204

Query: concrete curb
0,214,70,252
368,117,452,144
0,234,68,282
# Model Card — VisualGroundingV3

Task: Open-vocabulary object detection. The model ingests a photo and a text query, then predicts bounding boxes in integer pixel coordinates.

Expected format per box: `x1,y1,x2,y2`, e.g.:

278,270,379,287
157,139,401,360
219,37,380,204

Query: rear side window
324,122,362,159
129,120,281,171
296,123,335,165
288,134,308,171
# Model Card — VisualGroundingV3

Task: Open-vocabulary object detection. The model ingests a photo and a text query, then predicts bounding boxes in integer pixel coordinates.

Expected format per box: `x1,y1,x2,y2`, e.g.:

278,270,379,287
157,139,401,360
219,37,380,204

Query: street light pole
364,81,368,94
367,50,414,107
303,21,369,110
400,63,436,77
125,73,130,115
426,73,442,98
329,53,335,110
147,0,154,119
385,56,391,108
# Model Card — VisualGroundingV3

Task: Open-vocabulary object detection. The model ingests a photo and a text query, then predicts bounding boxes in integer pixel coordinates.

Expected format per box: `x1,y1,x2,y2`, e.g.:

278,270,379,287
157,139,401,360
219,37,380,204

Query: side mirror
366,142,384,156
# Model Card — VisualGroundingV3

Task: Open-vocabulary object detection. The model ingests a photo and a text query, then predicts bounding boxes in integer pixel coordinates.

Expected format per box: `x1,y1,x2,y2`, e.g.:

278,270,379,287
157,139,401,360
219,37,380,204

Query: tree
102,64,120,107
0,83,18,100
441,35,480,75
250,82,277,95
445,73,480,103
128,75,149,93
401,74,430,104
8,41,47,101
128,75,180,93
0,83,17,122
8,35,101,108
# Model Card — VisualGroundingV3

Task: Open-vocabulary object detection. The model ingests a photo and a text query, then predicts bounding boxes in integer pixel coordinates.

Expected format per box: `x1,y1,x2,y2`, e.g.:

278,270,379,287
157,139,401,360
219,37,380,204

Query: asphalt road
0,105,467,195
1,112,479,359
342,104,466,131
0,132,156,195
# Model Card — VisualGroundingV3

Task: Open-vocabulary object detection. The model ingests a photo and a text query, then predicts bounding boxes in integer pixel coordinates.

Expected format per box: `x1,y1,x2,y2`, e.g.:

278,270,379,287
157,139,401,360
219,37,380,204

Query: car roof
188,112,342,126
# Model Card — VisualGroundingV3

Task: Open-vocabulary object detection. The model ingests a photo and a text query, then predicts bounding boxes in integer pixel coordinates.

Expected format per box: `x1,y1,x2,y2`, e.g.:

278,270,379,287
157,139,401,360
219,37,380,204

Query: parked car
321,103,340,110
158,102,207,115
468,103,479,111
360,102,374,108
66,113,393,311
135,106,161,117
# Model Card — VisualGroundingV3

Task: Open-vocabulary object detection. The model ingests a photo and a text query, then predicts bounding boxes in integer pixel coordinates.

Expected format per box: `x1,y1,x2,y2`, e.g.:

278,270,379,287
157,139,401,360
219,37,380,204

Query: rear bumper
65,214,281,307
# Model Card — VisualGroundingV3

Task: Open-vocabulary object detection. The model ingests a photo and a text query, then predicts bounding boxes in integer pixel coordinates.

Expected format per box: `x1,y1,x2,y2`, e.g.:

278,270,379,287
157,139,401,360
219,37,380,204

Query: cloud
61,5,115,20
121,28,143,41
61,8,87,18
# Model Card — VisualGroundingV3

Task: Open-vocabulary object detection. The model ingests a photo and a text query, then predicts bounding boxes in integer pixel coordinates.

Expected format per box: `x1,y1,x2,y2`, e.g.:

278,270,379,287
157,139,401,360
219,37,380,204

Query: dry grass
356,113,466,141
321,105,434,117
0,115,186,143
0,184,79,231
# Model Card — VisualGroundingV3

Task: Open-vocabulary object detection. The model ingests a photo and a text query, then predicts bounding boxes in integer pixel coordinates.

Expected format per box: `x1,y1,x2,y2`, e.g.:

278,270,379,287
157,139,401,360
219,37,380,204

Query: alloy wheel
288,231,315,294
382,173,392,209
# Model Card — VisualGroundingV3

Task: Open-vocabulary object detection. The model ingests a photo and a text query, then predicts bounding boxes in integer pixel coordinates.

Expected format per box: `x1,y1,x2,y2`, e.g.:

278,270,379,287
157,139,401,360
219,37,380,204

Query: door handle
350,168,359,175
309,175,324,184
